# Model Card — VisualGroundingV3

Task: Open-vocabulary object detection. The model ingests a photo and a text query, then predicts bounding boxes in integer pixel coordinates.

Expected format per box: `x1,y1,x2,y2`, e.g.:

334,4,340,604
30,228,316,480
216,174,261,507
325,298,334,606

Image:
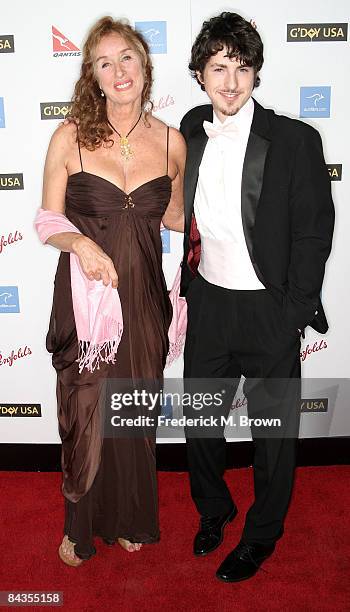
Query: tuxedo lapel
241,100,272,282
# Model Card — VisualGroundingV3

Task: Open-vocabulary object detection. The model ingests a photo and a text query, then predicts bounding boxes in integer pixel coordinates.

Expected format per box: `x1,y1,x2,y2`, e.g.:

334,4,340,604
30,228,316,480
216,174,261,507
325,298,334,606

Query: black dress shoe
216,540,276,582
193,505,238,556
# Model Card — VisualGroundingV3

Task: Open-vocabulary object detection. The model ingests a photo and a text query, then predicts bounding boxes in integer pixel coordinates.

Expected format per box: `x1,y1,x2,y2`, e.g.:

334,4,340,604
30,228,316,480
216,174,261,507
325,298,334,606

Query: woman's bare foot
58,535,84,567
117,538,142,552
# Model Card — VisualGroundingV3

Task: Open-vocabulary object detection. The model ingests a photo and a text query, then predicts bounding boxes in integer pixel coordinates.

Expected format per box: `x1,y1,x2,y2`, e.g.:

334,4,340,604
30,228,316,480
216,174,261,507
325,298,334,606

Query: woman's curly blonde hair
69,16,153,151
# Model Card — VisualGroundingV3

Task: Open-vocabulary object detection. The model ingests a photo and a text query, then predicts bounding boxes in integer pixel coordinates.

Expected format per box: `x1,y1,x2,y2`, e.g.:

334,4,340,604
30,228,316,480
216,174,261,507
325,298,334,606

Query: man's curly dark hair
189,12,264,90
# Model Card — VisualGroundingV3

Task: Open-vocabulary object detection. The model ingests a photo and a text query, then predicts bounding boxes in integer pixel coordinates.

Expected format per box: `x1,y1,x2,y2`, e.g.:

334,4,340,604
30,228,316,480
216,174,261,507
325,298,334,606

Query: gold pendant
120,136,132,161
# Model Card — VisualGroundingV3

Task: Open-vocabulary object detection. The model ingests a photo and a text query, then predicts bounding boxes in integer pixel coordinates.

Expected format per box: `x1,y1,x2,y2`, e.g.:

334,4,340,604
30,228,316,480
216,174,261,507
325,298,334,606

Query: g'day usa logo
0,287,20,313
135,21,167,54
52,26,81,57
300,398,328,413
0,404,42,417
327,164,342,181
287,23,348,42
0,35,15,53
300,87,331,118
40,102,72,120
0,173,24,190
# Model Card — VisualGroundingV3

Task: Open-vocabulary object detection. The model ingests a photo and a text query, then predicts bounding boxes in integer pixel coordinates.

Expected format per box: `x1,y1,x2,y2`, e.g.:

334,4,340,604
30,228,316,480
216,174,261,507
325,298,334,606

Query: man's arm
284,127,335,332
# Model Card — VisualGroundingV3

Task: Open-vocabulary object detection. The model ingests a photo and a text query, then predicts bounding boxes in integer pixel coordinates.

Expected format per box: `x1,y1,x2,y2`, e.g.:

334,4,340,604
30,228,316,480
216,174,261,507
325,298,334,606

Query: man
180,12,334,582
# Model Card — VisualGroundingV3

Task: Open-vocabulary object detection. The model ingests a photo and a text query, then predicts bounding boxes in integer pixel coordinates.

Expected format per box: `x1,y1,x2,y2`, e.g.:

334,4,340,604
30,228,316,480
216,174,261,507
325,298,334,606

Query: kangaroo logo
0,292,13,305
306,93,325,106
0,287,20,312
300,86,331,118
143,28,160,41
52,33,70,49
135,21,167,54
52,26,80,53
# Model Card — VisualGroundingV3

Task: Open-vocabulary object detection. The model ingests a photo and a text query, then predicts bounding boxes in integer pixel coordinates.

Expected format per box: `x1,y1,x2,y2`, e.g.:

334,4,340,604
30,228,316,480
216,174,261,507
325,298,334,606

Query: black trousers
184,274,301,546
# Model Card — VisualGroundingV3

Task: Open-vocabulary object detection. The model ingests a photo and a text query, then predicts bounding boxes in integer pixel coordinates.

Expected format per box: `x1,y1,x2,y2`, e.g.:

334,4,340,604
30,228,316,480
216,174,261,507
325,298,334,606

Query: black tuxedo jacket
179,99,335,335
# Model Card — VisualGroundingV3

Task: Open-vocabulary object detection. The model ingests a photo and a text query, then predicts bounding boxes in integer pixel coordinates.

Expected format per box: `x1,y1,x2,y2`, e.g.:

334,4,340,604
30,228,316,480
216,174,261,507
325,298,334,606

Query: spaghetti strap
166,126,169,176
76,126,84,172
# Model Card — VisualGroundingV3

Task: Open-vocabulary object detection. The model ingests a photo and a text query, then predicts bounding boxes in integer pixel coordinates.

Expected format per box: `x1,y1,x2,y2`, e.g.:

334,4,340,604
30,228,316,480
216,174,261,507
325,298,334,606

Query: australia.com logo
52,26,81,57
300,87,331,118
287,23,348,42
0,404,42,417
0,98,5,128
0,287,20,313
0,173,24,190
161,228,170,253
40,102,72,120
135,21,167,54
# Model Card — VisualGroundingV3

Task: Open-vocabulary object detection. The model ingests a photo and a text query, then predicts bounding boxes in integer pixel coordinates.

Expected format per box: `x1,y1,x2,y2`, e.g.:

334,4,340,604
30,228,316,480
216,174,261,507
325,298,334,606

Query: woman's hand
72,235,118,287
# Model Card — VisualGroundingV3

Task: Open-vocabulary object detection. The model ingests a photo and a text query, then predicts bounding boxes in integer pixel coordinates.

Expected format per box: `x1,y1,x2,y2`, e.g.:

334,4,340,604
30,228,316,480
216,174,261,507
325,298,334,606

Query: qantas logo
52,26,81,57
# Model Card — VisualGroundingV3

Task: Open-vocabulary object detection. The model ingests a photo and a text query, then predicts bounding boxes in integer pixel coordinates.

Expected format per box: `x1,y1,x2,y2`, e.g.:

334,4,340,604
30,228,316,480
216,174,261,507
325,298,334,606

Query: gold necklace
107,111,143,161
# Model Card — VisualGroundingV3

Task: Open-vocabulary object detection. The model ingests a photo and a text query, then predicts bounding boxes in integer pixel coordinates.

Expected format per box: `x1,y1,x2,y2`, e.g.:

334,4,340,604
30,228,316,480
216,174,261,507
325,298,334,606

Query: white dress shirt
194,97,265,290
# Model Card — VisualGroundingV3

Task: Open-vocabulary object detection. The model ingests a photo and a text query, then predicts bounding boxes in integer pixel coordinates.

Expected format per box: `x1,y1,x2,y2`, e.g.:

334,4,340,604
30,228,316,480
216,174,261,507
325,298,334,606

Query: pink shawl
35,208,123,373
166,264,187,367
35,210,187,372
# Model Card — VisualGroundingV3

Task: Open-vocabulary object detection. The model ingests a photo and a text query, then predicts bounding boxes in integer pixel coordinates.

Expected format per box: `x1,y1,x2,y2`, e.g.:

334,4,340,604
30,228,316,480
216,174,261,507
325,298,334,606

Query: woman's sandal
101,536,142,552
117,538,142,552
58,535,84,567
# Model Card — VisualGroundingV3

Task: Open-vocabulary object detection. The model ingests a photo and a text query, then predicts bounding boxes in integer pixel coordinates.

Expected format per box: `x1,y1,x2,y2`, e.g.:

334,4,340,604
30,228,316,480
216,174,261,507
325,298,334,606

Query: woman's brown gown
47,131,172,559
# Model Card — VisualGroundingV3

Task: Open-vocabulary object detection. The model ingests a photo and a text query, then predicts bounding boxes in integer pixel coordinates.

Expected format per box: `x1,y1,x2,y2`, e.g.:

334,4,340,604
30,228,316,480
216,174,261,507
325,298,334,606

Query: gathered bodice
65,171,172,219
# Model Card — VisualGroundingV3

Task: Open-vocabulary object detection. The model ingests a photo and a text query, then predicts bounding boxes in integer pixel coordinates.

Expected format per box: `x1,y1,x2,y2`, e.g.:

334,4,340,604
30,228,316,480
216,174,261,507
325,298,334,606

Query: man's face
197,47,256,122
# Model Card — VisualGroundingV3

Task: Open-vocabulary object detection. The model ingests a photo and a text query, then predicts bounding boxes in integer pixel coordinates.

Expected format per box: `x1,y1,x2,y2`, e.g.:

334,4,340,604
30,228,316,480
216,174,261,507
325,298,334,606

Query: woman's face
94,33,144,108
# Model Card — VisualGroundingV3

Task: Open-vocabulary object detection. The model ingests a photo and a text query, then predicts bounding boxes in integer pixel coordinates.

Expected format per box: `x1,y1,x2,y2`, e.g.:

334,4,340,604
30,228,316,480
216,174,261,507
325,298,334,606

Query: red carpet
0,466,349,611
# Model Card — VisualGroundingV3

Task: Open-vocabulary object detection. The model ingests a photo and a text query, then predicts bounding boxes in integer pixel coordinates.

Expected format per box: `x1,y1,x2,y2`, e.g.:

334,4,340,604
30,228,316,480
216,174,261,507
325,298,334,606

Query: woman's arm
162,127,186,233
41,123,118,287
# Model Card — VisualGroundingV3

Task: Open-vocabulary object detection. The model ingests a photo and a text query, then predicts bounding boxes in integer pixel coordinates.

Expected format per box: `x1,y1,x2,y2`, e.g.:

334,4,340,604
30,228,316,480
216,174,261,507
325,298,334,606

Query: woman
38,16,185,566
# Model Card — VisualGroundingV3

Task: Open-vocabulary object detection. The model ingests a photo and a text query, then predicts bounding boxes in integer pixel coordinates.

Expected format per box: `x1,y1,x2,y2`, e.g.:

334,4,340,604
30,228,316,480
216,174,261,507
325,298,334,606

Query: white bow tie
203,119,239,140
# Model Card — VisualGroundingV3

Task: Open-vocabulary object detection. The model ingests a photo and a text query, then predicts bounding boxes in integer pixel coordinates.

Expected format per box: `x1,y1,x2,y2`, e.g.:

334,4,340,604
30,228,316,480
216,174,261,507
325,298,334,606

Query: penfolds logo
231,395,247,410
0,230,23,254
0,345,32,368
300,339,328,362
153,94,174,113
